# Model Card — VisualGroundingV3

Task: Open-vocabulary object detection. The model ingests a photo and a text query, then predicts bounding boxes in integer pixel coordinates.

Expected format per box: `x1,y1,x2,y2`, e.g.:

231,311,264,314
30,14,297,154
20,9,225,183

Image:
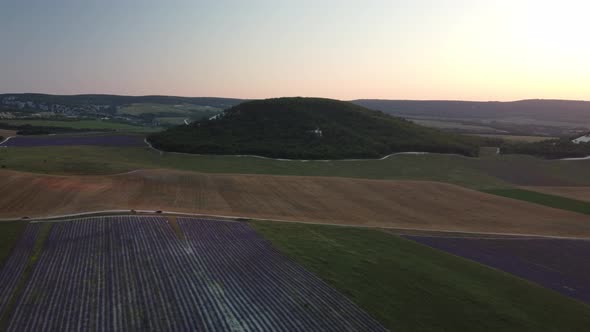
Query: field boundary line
5,209,589,240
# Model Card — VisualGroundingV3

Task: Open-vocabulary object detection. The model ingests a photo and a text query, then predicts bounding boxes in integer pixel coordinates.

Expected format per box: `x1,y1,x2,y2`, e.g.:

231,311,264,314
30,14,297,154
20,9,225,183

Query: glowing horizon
1,0,588,101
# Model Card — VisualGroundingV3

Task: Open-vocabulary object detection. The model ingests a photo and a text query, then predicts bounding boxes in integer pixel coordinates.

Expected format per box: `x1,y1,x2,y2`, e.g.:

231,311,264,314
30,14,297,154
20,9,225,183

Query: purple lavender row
5,216,388,331
403,235,590,304
0,135,145,147
0,224,40,315
178,217,388,331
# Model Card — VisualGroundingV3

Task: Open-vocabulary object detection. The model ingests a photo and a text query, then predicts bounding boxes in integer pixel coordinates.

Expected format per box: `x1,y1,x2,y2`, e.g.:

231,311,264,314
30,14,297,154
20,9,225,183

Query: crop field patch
0,224,40,315
2,169,590,238
1,216,385,331
0,134,146,147
403,235,590,304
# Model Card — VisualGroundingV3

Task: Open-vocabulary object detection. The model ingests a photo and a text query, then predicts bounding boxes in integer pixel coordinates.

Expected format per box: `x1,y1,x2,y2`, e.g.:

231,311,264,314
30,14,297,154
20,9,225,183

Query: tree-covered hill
147,98,484,159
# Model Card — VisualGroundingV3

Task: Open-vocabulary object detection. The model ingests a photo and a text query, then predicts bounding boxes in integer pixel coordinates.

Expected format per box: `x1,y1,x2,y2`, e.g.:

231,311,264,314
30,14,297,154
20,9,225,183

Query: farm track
3,216,387,331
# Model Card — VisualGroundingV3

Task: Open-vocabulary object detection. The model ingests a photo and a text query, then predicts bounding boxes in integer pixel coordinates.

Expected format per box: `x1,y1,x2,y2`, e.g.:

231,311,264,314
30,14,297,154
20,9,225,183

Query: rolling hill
148,97,482,159
352,99,590,123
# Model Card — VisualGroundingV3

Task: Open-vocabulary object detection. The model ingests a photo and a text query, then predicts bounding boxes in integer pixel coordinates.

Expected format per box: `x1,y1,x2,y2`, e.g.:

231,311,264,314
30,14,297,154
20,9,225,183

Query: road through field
2,169,590,237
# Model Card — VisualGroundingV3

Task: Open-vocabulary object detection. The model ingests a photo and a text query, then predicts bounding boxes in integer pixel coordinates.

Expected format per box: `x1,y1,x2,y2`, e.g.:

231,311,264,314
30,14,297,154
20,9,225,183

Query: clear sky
1,0,589,100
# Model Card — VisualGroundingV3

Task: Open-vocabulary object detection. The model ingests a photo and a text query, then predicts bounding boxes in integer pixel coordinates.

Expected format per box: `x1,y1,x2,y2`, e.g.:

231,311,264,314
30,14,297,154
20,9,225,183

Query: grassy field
119,103,220,115
0,146,507,188
0,222,28,267
3,145,590,188
252,221,590,331
472,134,556,143
485,189,590,215
0,119,157,132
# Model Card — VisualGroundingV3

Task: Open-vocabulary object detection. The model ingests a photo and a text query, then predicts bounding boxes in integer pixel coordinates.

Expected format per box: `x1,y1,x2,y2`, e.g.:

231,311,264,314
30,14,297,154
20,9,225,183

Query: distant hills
148,98,482,159
352,99,590,124
0,93,243,110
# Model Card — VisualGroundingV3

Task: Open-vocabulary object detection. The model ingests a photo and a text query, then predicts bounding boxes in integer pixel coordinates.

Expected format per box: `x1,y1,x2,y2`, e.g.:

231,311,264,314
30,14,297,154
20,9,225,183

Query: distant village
0,96,149,125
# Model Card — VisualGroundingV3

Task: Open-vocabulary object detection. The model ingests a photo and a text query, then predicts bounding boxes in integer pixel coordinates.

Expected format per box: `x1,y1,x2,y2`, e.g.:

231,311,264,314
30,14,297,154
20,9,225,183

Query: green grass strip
484,189,590,215
252,221,590,332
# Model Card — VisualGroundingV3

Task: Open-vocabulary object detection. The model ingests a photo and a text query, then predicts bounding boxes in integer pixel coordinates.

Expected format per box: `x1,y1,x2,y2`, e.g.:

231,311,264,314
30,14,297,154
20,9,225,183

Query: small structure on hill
572,133,590,144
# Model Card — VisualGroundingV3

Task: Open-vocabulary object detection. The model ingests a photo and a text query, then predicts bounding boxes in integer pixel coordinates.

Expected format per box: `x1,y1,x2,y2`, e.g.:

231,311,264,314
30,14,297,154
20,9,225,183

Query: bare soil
2,169,590,237
0,129,17,138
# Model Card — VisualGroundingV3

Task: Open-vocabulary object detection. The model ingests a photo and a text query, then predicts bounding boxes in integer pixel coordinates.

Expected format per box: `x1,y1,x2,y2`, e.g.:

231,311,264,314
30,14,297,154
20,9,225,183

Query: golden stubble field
2,169,590,237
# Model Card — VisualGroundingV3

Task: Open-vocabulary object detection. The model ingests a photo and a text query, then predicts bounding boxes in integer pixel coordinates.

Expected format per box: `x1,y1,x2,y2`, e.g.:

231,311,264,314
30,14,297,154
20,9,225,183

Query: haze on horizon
1,0,589,101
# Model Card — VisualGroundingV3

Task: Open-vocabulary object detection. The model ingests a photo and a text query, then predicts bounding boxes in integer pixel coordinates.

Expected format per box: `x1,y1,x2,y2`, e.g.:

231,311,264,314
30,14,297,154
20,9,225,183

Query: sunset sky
1,0,589,101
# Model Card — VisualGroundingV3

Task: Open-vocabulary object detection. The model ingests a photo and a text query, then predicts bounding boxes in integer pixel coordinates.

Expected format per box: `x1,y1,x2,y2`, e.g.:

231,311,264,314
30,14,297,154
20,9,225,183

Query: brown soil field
0,129,17,138
2,169,590,237
524,186,590,202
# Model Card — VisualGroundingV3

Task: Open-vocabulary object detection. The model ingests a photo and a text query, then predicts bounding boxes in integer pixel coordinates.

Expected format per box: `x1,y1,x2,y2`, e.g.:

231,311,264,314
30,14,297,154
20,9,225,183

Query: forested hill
148,98,484,159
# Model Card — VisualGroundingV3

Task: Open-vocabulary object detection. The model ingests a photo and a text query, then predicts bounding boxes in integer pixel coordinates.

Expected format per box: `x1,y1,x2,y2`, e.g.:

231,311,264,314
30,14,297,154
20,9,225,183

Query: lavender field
0,134,145,147
1,216,385,331
404,235,590,304
0,224,40,315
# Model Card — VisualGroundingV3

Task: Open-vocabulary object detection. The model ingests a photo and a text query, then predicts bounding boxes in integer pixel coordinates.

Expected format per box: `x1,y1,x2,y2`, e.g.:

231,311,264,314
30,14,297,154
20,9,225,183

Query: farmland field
0,134,146,147
0,129,17,139
522,186,590,203
471,134,556,143
486,189,590,215
3,145,590,188
403,235,590,304
119,103,221,116
0,119,154,132
253,221,590,331
1,169,590,237
0,216,385,331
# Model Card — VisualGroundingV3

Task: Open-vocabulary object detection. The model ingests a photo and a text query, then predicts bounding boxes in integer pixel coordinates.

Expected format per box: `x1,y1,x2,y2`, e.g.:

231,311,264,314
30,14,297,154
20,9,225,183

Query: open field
0,129,17,138
3,146,590,188
410,119,506,133
2,169,590,237
253,221,590,331
522,186,590,203
404,235,590,304
0,119,155,132
119,103,220,116
1,216,385,331
0,222,28,267
486,189,590,215
0,134,146,147
471,134,557,143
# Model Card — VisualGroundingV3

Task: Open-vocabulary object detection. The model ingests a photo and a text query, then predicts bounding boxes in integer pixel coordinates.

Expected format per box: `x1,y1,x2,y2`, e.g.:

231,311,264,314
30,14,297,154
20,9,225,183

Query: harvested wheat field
523,186,590,202
2,169,590,237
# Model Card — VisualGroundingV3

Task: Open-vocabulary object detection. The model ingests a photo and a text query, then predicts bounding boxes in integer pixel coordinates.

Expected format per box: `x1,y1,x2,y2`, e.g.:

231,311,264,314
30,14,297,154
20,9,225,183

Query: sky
1,0,589,101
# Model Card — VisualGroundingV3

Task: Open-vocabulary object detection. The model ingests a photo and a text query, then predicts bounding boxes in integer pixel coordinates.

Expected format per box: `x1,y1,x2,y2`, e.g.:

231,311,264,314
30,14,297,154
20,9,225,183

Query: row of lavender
403,235,590,304
6,216,386,331
0,224,40,315
0,134,146,147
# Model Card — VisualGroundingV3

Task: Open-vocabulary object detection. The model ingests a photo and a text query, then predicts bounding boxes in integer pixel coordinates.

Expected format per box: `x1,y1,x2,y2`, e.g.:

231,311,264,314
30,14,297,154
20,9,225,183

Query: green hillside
148,97,483,159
